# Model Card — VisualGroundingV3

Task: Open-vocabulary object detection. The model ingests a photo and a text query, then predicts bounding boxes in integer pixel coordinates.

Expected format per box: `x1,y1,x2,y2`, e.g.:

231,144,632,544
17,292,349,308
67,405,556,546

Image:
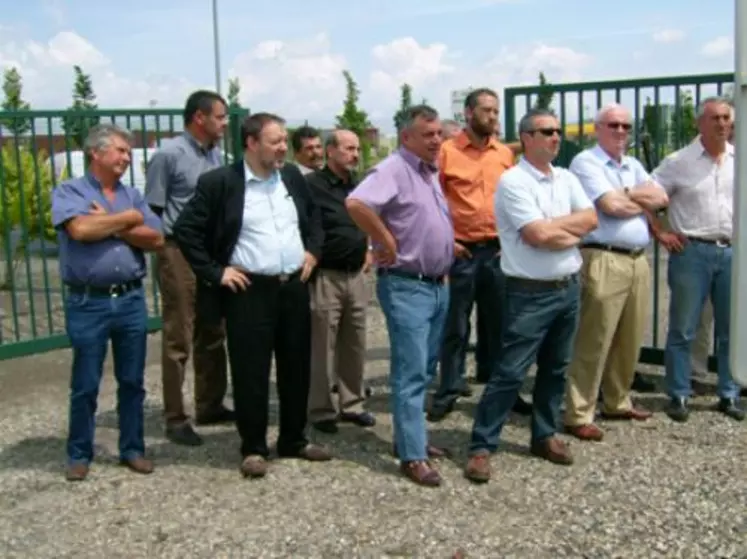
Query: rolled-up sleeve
569,154,612,203
347,168,397,213
497,176,544,231
131,188,163,232
144,150,172,209
51,180,90,229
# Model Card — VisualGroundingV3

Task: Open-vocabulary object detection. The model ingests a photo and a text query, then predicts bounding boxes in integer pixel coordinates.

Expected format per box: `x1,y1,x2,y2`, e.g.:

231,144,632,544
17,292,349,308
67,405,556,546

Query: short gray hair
400,104,439,131
83,123,133,154
696,96,733,119
518,108,556,135
595,103,630,124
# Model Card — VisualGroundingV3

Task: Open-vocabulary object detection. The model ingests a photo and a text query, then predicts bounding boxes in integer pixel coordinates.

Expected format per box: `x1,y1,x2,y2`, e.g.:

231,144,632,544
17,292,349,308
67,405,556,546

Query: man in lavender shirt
346,105,454,487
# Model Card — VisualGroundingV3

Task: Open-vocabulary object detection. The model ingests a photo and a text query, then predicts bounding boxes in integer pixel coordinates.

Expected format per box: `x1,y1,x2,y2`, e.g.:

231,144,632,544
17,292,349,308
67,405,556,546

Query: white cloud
368,37,455,101
228,32,348,120
652,29,685,43
701,36,733,57
0,31,198,109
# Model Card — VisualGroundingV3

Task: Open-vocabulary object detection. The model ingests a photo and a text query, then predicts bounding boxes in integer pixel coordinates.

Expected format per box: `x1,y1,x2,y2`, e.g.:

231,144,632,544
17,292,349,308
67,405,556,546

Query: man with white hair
563,104,669,441
651,96,744,422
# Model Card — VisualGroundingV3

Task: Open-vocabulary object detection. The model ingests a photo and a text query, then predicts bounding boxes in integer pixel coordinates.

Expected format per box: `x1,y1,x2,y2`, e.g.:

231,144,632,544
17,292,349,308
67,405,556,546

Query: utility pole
212,0,222,94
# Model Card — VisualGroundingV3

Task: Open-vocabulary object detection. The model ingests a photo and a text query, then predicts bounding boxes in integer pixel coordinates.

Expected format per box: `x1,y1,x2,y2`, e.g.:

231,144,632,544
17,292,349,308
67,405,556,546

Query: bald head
326,128,360,175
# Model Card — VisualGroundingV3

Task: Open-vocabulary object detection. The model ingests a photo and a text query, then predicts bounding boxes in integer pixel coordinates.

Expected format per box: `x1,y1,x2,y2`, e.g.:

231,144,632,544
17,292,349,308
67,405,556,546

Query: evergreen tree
0,67,32,137
62,65,100,148
336,70,373,168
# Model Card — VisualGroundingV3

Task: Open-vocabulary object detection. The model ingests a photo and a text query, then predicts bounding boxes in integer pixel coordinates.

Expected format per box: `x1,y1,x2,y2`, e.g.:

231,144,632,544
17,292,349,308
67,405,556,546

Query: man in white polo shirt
464,108,598,483
563,104,669,442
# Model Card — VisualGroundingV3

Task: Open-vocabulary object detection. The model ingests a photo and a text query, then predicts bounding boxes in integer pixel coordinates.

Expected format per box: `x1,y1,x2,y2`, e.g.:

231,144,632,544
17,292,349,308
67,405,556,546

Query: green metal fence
504,72,734,369
0,106,248,361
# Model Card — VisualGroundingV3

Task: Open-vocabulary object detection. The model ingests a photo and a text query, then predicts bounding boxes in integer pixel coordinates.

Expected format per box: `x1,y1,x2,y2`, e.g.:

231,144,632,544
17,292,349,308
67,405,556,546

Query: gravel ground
1,258,746,558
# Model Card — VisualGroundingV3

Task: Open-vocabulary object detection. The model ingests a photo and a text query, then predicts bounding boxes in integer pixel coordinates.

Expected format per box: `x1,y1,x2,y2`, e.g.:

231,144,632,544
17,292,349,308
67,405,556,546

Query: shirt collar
695,135,735,158
183,131,215,154
320,165,357,187
452,130,500,151
243,161,278,184
518,157,556,182
592,144,632,169
85,171,123,190
398,146,438,174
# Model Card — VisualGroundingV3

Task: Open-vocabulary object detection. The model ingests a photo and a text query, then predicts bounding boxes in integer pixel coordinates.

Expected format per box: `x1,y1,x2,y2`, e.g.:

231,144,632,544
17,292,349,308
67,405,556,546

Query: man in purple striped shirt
346,105,455,487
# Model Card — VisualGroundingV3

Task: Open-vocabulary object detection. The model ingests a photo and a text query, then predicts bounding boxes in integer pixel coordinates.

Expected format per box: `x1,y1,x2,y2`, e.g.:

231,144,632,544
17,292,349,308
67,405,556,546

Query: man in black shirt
306,129,376,434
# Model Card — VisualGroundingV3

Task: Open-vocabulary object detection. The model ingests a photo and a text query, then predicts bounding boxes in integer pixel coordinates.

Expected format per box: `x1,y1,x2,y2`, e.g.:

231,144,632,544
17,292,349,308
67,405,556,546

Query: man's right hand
454,242,472,259
221,266,251,292
372,232,397,266
656,231,686,252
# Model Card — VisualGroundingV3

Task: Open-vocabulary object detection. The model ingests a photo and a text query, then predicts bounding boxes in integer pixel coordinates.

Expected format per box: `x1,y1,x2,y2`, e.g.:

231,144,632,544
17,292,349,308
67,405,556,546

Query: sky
0,0,736,134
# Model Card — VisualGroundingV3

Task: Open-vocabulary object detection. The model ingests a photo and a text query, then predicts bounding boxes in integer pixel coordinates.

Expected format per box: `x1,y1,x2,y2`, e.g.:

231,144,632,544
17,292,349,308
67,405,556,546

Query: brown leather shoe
121,456,154,474
392,443,451,459
565,423,604,441
240,455,268,478
65,463,89,482
296,443,332,461
464,453,491,483
400,460,442,487
601,407,652,421
530,437,574,465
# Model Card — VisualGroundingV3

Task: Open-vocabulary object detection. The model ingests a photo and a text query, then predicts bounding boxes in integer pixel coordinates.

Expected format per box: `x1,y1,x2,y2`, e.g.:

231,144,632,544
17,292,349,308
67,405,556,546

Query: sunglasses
606,122,632,131
531,127,562,137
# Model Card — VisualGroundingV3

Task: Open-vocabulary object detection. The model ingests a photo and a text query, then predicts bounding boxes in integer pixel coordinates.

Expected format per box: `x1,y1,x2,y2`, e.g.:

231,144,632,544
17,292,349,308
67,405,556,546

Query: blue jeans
377,273,449,461
665,241,738,399
434,246,504,409
469,276,580,454
65,287,148,465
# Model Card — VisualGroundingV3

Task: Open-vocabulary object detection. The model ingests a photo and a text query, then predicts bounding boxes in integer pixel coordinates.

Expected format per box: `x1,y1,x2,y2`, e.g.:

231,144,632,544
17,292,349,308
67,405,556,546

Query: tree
670,89,698,146
227,77,241,107
336,70,373,168
1,67,32,137
534,72,554,111
0,144,59,289
393,83,413,134
62,65,99,148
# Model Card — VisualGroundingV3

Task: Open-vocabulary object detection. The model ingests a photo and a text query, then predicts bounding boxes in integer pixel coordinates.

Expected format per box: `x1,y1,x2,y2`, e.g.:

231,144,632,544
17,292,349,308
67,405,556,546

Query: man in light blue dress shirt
563,104,669,442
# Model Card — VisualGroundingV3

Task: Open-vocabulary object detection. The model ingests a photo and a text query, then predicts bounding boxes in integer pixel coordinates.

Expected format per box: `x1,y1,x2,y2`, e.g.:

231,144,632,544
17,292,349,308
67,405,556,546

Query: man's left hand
300,251,317,282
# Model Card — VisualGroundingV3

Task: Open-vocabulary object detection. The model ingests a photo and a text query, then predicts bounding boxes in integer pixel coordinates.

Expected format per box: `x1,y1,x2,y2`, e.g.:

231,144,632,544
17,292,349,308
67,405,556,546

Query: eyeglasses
531,128,562,137
606,122,632,131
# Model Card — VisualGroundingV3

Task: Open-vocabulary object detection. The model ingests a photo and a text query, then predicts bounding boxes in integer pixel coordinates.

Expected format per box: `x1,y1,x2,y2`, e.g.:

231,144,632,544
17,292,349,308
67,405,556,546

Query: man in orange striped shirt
429,88,531,421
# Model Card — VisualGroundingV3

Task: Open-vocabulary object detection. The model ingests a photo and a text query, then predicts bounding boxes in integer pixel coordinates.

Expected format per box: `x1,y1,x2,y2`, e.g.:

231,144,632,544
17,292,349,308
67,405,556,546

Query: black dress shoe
166,422,204,446
460,385,473,397
512,395,532,416
666,398,689,423
632,373,657,393
195,406,236,426
427,400,455,422
717,398,746,421
340,411,376,427
312,420,339,434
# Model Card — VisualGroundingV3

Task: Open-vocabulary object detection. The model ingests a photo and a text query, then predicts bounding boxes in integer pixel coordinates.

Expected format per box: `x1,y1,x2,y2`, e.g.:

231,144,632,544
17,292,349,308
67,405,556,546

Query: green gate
0,106,248,361
503,72,734,368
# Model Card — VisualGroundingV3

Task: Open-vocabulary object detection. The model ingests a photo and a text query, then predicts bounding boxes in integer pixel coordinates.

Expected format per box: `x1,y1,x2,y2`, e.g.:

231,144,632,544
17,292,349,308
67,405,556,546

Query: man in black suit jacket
172,112,332,478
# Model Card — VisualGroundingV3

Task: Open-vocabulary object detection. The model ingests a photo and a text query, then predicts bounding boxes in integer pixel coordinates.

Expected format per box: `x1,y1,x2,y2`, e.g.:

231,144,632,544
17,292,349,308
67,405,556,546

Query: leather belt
247,270,301,284
66,279,143,297
582,243,645,257
686,236,731,248
505,274,577,290
455,238,500,251
376,268,446,285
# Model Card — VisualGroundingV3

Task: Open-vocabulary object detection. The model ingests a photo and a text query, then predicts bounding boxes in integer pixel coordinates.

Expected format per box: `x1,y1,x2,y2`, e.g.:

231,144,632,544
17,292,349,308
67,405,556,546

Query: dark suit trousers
224,274,311,458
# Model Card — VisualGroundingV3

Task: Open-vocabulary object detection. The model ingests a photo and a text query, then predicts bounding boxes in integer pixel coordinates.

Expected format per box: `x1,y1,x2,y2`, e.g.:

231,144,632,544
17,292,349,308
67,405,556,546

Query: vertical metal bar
504,90,516,142
0,130,22,341
577,91,585,149
651,84,662,347
595,89,602,110
633,87,641,160
674,85,682,148
12,128,38,338
29,118,54,335
731,0,747,386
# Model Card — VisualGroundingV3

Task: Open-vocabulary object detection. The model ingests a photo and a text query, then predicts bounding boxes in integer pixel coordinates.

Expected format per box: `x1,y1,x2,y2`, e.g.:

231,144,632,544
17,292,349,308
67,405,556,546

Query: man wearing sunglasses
465,109,598,482
563,104,669,442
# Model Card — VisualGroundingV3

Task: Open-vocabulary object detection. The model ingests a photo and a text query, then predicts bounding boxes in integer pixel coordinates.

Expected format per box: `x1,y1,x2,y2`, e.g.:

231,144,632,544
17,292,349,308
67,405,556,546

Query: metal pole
730,0,747,386
212,0,222,94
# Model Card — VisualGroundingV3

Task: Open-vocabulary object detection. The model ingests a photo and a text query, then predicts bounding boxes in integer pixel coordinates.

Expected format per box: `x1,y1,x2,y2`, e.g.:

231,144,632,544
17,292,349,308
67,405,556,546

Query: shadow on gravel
0,436,67,472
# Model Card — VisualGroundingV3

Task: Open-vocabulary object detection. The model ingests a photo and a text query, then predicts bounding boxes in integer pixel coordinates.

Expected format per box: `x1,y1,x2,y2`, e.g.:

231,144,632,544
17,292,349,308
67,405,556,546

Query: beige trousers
565,248,650,426
307,268,369,422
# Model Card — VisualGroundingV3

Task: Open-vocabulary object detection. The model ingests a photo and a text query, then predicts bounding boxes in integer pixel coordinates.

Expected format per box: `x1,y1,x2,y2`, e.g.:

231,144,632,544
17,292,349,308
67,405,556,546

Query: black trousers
224,274,311,458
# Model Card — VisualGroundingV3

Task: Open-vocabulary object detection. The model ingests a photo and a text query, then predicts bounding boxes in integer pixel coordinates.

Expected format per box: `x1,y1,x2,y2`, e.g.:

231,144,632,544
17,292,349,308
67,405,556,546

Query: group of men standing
51,85,743,487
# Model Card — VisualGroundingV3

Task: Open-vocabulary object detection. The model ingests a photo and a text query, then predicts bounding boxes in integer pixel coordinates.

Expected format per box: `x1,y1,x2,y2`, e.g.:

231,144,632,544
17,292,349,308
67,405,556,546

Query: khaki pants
157,240,227,424
565,249,650,426
308,268,369,422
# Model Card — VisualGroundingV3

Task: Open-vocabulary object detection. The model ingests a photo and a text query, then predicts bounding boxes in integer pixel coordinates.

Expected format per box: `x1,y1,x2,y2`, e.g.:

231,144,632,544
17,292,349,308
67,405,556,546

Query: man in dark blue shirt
52,123,164,482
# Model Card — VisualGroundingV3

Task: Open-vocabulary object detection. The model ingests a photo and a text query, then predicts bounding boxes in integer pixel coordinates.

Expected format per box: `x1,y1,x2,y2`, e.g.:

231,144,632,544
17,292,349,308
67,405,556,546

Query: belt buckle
278,273,289,283
716,239,729,248
108,285,119,298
